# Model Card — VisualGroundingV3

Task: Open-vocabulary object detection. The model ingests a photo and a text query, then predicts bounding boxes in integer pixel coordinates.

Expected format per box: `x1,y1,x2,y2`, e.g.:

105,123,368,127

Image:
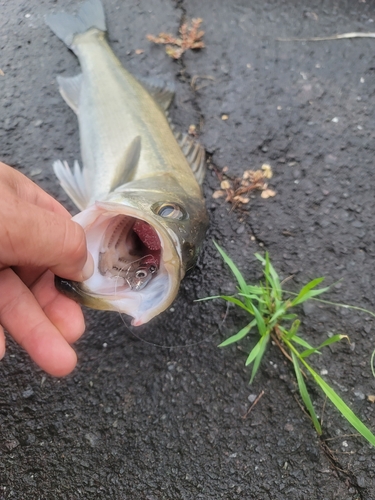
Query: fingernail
81,252,94,281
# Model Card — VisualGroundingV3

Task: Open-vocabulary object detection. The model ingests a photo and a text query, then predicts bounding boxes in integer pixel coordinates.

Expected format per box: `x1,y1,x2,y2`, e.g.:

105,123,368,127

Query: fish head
55,181,208,326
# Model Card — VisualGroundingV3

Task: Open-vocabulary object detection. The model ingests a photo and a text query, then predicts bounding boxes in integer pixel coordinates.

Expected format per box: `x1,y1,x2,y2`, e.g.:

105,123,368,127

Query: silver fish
46,0,208,326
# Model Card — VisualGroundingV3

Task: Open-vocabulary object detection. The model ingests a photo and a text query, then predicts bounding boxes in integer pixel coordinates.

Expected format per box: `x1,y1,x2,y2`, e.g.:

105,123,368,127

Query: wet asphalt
1,0,375,498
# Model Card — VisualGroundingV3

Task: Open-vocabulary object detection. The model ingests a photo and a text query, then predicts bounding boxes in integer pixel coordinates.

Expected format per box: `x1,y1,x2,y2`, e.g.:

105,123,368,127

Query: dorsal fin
175,133,206,186
109,136,141,191
137,76,175,111
57,74,82,114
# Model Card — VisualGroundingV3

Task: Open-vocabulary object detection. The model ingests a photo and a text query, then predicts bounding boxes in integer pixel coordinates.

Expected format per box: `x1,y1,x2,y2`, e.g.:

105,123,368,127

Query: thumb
0,197,93,281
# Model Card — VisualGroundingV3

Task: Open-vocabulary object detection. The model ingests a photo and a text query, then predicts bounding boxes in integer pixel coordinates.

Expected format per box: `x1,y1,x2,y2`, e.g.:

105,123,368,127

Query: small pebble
354,390,365,400
22,388,34,399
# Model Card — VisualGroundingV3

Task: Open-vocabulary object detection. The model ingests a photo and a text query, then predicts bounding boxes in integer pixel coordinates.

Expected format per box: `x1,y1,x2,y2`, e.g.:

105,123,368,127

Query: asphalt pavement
1,0,375,498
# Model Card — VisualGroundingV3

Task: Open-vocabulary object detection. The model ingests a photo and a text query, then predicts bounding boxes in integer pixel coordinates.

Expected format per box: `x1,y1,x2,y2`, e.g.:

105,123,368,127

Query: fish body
46,0,208,325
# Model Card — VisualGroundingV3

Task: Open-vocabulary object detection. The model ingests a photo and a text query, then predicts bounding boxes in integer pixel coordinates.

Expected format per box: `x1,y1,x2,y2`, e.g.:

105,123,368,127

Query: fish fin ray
110,136,142,192
53,160,91,210
57,74,82,114
137,76,175,111
45,0,106,49
176,133,206,186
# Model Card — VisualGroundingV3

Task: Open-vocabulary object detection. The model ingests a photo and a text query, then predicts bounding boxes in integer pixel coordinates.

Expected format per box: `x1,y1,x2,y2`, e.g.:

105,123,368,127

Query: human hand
0,161,94,376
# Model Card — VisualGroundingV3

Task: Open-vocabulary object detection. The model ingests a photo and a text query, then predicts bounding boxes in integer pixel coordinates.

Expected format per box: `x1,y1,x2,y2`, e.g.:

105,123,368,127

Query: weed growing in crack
200,242,375,447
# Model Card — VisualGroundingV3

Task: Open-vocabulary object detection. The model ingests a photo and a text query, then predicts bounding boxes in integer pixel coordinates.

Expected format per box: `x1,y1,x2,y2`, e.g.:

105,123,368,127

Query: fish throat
99,215,161,291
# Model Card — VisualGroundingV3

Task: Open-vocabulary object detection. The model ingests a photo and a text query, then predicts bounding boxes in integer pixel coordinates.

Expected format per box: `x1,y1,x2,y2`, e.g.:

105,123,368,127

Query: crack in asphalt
319,439,365,500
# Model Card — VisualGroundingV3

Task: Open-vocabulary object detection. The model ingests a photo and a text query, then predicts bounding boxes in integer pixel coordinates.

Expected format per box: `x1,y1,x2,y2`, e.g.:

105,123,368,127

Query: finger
0,325,5,361
8,267,85,344
30,271,86,344
0,197,93,281
0,268,77,376
0,161,70,218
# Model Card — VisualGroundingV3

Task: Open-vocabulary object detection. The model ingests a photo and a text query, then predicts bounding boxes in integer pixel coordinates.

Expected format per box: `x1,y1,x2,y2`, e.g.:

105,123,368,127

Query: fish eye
152,203,186,220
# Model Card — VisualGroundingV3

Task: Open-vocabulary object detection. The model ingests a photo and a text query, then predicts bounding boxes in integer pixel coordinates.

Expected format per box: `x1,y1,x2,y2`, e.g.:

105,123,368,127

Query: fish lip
55,276,86,302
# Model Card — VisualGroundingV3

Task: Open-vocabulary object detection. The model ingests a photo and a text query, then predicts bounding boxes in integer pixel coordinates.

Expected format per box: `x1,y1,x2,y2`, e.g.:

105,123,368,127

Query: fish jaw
58,201,182,325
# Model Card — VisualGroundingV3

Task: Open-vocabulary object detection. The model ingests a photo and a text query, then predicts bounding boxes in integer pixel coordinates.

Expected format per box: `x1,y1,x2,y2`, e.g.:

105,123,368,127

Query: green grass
201,242,375,446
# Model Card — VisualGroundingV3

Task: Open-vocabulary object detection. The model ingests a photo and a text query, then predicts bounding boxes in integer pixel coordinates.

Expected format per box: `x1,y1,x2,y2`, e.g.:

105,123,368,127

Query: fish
45,0,208,326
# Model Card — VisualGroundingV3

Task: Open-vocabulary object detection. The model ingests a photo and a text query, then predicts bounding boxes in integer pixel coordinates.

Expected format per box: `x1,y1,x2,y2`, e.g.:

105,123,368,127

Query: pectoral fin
53,159,91,210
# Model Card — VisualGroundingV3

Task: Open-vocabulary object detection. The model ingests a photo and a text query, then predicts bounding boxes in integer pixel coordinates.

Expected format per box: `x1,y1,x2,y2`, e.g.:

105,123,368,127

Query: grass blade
292,352,321,434
214,242,251,308
291,277,327,306
245,334,268,366
252,302,267,337
218,295,252,313
219,320,256,347
285,319,301,340
300,348,321,359
269,307,287,325
291,335,315,350
244,285,264,296
317,334,349,349
265,253,282,299
249,333,270,383
302,360,375,446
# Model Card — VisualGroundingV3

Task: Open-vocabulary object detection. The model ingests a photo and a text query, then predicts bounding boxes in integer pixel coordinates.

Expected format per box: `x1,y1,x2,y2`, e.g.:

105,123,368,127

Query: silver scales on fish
45,0,208,326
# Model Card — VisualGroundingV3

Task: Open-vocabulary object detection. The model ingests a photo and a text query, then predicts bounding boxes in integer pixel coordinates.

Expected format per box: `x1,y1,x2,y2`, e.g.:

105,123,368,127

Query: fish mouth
57,202,181,325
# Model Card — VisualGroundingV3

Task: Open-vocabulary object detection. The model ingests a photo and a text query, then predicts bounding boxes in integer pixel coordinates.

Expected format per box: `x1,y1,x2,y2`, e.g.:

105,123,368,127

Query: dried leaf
261,163,273,179
147,18,205,60
368,395,375,403
221,180,231,190
214,162,275,208
261,189,276,199
212,190,225,199
188,124,197,136
233,195,250,204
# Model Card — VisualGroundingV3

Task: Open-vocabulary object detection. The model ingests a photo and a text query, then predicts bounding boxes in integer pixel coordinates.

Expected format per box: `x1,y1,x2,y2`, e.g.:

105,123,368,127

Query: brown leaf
220,180,231,190
261,189,276,199
212,190,225,199
147,18,205,59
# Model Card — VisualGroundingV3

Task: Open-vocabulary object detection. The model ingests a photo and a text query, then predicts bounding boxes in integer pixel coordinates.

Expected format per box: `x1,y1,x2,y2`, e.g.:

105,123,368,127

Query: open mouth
55,202,181,324
98,214,162,291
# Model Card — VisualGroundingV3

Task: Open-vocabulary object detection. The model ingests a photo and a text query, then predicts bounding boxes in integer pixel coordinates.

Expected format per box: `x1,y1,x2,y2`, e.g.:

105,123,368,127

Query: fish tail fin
53,160,91,211
45,0,106,50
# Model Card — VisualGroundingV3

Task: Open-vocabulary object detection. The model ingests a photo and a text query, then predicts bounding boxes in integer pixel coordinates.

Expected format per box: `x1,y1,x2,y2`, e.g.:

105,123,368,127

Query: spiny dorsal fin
137,76,175,111
175,133,206,186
